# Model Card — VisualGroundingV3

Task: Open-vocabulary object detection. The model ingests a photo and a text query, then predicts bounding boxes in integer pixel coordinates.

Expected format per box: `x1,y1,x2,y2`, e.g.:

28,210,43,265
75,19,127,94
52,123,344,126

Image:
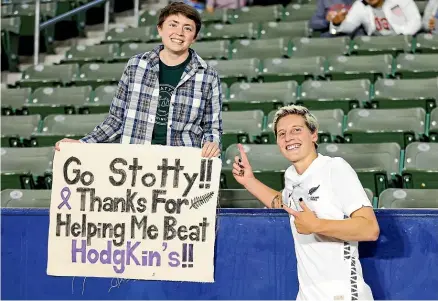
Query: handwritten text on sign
47,143,221,282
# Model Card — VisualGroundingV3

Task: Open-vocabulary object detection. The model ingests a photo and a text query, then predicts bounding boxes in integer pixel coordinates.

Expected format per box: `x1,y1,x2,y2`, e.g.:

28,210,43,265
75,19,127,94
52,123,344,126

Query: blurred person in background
183,0,206,12
423,0,438,33
329,0,422,36
206,0,247,12
310,0,365,37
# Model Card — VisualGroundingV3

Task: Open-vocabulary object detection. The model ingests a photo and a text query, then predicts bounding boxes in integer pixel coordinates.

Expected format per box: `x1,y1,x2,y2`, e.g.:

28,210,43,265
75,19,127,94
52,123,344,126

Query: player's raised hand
283,199,319,235
232,144,255,186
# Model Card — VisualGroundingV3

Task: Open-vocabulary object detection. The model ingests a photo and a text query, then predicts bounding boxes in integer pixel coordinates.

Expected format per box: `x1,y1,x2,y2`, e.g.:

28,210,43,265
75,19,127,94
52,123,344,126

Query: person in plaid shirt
56,2,223,158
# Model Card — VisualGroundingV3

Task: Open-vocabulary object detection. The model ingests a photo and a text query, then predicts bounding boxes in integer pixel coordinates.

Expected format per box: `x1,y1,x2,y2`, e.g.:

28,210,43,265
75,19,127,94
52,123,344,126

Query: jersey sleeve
330,157,373,217
282,188,288,206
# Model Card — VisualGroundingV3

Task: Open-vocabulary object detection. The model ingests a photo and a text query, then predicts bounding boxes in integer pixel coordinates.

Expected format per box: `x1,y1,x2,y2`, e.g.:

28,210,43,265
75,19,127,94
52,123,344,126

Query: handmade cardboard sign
47,143,221,282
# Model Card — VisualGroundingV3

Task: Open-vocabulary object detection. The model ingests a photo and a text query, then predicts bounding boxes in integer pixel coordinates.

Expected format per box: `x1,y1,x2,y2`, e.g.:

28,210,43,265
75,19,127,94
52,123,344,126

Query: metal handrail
33,0,140,65
39,0,108,30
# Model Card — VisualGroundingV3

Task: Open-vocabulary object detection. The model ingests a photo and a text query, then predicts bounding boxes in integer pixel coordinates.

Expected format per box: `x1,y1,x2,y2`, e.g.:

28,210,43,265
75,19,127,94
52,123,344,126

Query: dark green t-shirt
151,53,191,145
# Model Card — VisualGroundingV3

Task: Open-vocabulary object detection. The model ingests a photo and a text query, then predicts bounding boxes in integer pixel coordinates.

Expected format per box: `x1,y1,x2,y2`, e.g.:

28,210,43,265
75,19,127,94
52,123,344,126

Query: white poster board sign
47,143,221,283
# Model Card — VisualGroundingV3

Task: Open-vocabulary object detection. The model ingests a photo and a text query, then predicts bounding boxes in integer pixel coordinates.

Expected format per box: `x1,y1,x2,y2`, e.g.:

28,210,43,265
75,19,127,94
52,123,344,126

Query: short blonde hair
272,105,319,146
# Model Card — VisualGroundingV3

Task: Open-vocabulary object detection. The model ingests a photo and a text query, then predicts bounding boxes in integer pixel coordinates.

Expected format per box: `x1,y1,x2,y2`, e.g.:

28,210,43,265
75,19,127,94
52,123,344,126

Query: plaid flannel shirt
80,45,223,150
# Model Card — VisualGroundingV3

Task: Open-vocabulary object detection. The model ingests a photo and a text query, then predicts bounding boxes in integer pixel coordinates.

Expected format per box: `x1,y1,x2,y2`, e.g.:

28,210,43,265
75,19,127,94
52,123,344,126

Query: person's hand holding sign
55,138,80,151
283,200,320,235
202,141,220,158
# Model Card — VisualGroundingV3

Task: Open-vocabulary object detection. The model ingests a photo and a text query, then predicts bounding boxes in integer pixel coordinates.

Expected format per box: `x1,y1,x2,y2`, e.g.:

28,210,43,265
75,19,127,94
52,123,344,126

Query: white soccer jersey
282,154,374,301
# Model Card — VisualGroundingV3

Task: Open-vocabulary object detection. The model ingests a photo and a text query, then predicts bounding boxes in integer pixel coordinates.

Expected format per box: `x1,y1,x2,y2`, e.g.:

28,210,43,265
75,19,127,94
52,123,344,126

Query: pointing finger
299,199,311,212
283,204,300,217
237,144,250,165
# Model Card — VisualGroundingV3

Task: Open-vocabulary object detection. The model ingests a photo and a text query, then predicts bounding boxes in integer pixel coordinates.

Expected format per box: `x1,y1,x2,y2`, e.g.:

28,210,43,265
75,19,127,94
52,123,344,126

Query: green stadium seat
222,110,264,150
62,43,119,64
1,115,40,147
291,37,350,57
221,144,290,190
87,85,116,114
104,26,157,44
394,53,438,79
1,146,54,189
262,108,344,144
19,64,79,90
378,188,438,209
1,4,13,17
26,86,91,117
365,188,374,205
200,8,228,24
297,79,370,113
231,38,291,59
73,63,126,88
371,78,438,112
259,21,310,39
325,54,393,81
351,35,411,56
319,142,401,196
32,113,107,146
204,22,256,40
1,17,20,72
429,107,438,142
218,189,264,208
191,40,230,60
114,42,160,62
413,33,438,54
228,5,282,23
344,108,426,147
207,58,260,86
1,87,31,115
402,142,438,189
138,9,159,27
225,81,297,114
1,189,51,208
283,3,317,22
260,56,324,83
10,2,56,54
12,2,56,17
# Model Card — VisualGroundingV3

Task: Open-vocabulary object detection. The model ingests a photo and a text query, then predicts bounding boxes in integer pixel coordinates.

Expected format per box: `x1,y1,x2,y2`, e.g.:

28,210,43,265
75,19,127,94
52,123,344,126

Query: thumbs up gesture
283,199,320,235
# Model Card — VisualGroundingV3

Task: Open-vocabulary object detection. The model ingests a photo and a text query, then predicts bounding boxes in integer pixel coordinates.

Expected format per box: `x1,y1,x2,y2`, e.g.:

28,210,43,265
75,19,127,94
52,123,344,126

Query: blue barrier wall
2,209,438,300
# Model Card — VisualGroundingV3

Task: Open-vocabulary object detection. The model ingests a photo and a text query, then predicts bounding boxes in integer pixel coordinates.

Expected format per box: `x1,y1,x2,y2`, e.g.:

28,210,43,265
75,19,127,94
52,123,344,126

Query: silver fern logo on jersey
308,185,320,201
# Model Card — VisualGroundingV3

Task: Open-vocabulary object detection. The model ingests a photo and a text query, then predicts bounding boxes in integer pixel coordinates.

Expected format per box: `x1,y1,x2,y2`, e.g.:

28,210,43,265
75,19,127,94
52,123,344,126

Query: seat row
4,107,436,149
1,141,437,196
8,53,438,94
102,26,438,57
58,34,438,65
61,34,438,65
140,3,318,27
140,1,429,26
220,142,438,196
1,188,437,209
3,76,438,117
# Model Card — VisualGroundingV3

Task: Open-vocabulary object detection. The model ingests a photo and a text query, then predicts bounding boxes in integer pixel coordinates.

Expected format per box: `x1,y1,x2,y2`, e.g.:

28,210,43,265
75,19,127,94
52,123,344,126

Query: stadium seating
2,1,438,209
378,188,438,208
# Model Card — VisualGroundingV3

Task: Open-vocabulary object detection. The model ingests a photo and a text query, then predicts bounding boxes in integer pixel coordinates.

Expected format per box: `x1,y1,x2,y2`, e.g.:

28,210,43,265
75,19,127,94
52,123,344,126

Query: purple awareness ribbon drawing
58,187,71,210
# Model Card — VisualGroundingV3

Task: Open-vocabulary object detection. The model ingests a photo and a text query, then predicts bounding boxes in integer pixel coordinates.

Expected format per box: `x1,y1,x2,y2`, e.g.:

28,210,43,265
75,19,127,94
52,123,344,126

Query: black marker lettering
109,158,127,186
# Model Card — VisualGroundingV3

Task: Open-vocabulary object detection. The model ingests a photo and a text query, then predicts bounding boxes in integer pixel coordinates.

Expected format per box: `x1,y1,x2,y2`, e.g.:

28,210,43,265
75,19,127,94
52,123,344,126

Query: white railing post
104,0,110,33
33,0,41,65
134,0,140,27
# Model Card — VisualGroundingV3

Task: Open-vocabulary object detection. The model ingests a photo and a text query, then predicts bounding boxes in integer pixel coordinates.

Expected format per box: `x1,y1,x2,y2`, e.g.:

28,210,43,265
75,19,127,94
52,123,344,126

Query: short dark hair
157,2,202,38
